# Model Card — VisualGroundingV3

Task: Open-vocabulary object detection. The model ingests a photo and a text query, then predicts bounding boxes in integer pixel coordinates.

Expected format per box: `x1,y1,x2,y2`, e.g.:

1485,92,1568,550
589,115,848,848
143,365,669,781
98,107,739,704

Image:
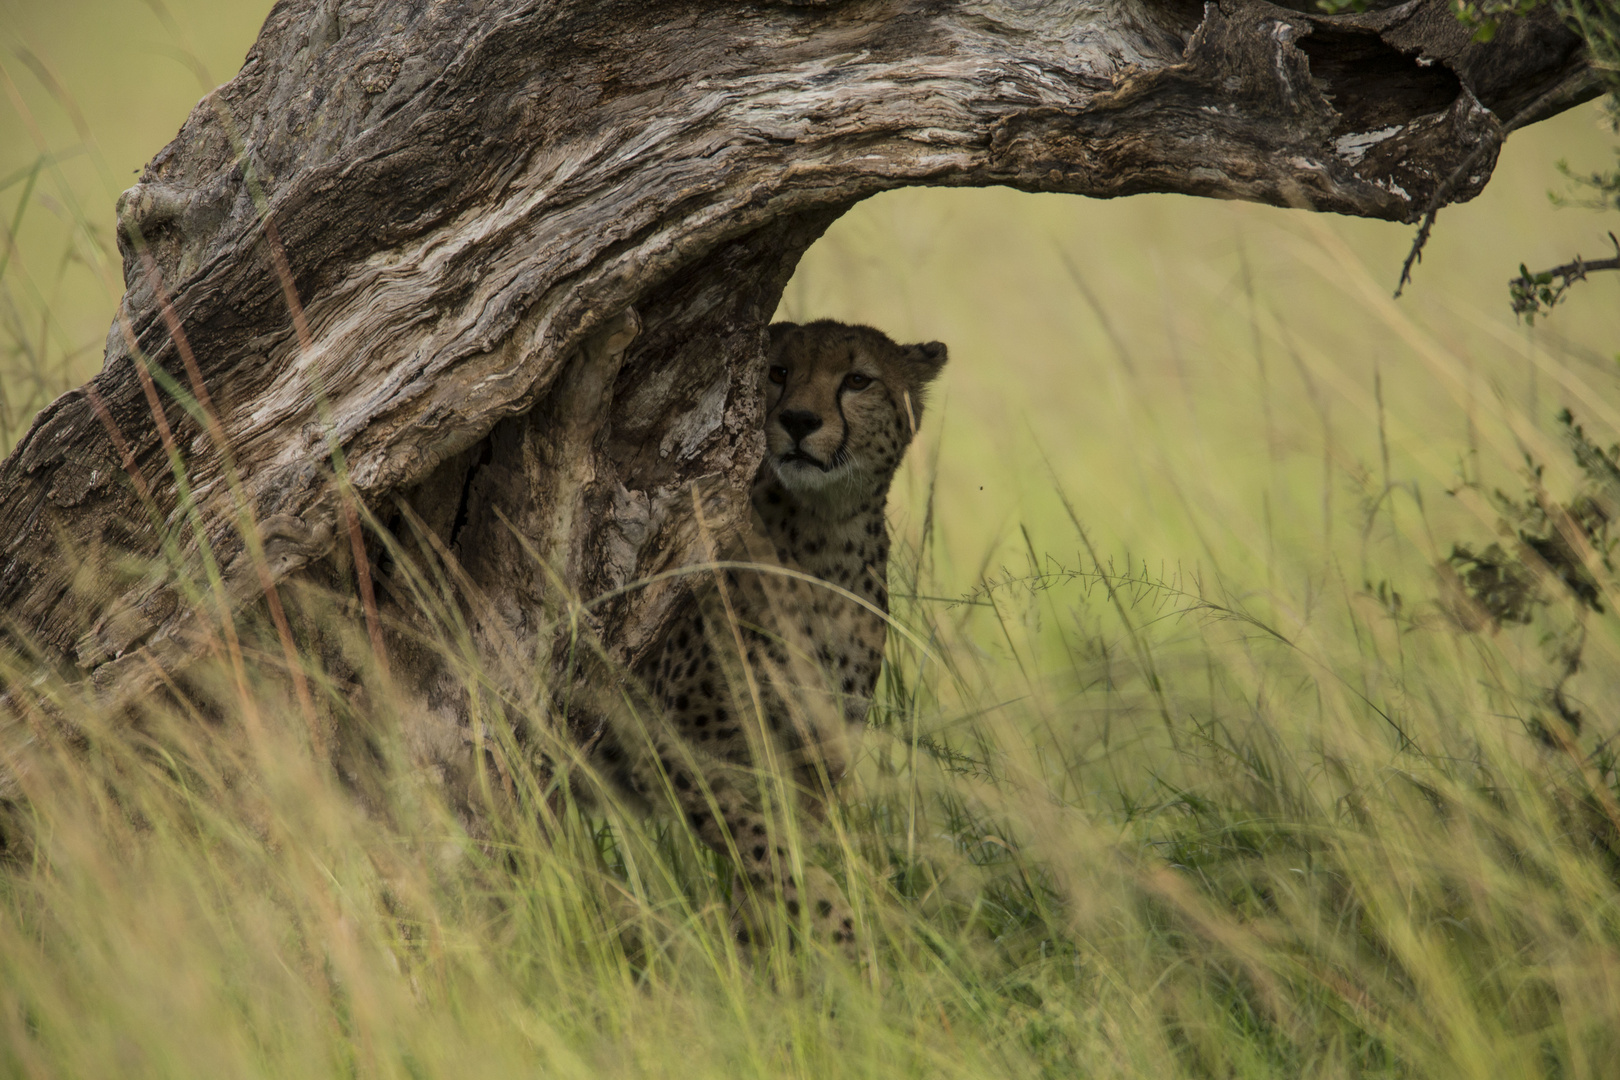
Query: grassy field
5,3,1620,1078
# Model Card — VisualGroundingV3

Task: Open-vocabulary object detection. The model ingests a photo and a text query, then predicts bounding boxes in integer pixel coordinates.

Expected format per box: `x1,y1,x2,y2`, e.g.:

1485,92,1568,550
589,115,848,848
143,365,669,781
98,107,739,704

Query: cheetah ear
903,341,948,383
767,321,800,353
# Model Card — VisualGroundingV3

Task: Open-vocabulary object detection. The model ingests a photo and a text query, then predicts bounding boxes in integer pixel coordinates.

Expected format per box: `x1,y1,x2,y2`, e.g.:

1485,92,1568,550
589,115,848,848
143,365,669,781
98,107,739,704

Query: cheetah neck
751,472,894,607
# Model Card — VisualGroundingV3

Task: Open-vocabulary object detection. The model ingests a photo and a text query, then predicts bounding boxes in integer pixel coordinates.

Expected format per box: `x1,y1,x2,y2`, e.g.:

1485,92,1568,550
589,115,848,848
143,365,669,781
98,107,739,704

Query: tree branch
1509,231,1620,319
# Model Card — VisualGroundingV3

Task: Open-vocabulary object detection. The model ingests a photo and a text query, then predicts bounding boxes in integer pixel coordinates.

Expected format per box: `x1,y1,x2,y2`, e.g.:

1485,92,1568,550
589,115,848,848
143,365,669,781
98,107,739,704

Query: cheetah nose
778,410,823,444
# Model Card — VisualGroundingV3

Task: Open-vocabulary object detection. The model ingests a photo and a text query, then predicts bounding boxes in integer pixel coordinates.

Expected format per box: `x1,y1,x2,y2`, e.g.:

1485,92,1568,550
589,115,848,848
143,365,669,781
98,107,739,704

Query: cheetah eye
768,365,788,386
843,372,872,391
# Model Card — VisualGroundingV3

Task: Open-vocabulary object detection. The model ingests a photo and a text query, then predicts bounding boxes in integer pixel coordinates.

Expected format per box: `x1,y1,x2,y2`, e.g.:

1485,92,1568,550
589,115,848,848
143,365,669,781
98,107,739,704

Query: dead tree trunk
0,0,1597,726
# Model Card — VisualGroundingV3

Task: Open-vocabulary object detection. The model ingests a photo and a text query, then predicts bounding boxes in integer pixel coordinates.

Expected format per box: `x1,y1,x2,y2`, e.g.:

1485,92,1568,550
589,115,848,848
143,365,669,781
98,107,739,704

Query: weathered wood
0,0,1597,722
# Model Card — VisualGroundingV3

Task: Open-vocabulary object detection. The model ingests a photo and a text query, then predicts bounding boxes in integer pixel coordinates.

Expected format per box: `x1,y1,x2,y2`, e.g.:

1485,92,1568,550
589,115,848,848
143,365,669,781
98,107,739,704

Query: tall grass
6,2,1620,1077
4,417,1620,1077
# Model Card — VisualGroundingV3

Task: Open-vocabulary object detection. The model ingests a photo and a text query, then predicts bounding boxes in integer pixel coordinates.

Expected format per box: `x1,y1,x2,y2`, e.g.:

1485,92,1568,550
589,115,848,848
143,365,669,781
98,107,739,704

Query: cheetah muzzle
596,319,947,957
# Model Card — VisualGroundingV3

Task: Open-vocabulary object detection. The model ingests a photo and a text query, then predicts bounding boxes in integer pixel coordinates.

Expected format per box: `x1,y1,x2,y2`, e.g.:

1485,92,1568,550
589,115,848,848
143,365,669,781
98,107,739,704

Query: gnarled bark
0,0,1598,727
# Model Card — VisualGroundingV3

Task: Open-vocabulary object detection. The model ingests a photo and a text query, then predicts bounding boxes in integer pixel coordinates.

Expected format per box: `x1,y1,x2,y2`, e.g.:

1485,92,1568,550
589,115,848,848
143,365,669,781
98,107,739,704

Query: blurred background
0,0,269,446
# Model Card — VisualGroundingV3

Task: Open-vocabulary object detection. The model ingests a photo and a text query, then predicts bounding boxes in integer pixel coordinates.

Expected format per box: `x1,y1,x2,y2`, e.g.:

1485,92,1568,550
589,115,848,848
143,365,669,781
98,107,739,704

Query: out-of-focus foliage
1447,410,1620,624
1314,0,1540,41
1453,0,1552,42
1443,409,1620,745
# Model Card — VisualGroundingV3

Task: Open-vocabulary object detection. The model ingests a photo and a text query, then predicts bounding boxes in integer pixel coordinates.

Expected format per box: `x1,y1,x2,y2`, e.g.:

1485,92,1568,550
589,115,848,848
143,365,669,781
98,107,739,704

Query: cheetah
596,319,947,953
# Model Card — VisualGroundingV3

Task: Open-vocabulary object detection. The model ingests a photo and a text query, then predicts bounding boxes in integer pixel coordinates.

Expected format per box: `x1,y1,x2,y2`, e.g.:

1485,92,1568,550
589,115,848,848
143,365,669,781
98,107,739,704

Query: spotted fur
598,320,947,953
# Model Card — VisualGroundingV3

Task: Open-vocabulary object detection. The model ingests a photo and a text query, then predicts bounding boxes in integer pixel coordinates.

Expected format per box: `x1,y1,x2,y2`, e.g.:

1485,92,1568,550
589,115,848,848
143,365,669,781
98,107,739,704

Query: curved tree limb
0,0,1596,719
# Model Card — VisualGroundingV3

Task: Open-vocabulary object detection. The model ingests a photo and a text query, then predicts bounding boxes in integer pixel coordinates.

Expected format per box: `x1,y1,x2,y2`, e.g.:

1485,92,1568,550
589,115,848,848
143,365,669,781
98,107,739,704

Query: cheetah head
764,320,947,498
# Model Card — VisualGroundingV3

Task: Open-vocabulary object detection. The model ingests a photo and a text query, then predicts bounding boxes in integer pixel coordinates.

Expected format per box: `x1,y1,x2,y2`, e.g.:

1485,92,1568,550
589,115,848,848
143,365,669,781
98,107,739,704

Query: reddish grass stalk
82,384,151,502
117,307,259,729
138,258,320,748
262,217,388,678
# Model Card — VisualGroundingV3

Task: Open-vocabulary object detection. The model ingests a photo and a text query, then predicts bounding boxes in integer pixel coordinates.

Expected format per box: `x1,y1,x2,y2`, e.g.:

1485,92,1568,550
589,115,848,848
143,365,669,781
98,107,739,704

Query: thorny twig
1509,232,1620,320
